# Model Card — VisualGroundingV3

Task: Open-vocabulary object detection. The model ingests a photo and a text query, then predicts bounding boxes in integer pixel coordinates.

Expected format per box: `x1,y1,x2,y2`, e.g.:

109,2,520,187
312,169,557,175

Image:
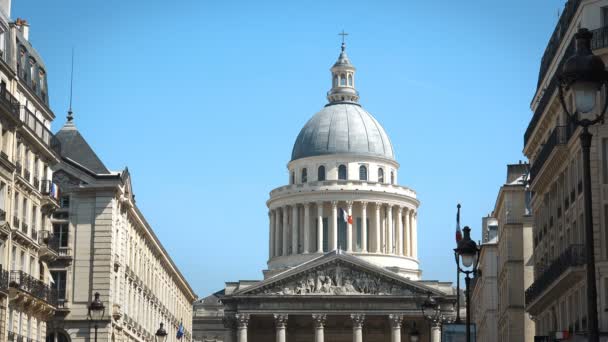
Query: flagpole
455,203,462,323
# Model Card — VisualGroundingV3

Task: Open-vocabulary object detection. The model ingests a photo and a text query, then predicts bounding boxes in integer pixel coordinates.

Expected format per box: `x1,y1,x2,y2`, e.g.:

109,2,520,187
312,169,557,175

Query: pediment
236,252,441,297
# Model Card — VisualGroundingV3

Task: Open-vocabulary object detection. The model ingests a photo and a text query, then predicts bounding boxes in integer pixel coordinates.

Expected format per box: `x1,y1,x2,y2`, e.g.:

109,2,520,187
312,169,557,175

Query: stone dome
291,103,395,161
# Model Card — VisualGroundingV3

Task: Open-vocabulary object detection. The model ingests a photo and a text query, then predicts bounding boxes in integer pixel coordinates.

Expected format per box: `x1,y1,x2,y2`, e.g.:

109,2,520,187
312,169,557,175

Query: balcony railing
0,85,20,121
529,124,574,181
0,266,8,291
525,244,585,306
58,247,71,257
9,270,57,306
526,24,608,146
40,180,59,199
38,230,59,251
18,106,52,148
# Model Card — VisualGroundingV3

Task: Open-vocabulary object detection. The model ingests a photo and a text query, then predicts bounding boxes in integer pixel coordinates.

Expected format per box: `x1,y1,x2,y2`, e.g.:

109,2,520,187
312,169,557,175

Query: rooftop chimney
15,18,28,41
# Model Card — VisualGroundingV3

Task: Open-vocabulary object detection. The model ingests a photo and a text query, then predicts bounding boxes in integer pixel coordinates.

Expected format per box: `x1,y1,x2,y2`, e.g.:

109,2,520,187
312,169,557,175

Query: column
374,203,381,253
303,203,311,253
430,322,441,342
346,201,353,252
412,212,418,258
274,314,288,342
396,207,403,256
292,205,299,254
330,201,338,251
269,210,275,258
312,314,326,342
236,313,249,342
387,205,393,254
282,207,289,256
275,209,282,257
223,314,236,342
361,202,368,253
351,314,365,342
404,209,411,257
316,202,324,253
389,314,402,342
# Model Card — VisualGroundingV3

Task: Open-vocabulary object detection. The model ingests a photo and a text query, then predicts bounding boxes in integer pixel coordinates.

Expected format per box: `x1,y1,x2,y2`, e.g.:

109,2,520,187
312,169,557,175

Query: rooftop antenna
67,47,74,122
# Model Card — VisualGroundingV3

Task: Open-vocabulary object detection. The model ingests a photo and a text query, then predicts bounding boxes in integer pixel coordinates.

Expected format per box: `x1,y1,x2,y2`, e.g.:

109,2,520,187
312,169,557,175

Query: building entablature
268,190,418,211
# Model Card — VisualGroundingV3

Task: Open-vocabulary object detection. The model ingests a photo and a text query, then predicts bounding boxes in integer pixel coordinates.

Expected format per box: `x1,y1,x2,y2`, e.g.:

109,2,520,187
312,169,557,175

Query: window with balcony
338,164,347,180
53,223,69,248
50,270,66,301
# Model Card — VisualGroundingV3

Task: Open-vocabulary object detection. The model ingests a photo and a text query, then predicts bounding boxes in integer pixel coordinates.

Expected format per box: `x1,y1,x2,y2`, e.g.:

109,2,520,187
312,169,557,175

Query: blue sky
13,0,564,297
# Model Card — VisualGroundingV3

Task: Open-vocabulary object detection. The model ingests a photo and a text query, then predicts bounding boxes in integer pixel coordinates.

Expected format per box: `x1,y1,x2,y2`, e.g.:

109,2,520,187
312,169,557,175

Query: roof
54,121,110,174
291,103,394,161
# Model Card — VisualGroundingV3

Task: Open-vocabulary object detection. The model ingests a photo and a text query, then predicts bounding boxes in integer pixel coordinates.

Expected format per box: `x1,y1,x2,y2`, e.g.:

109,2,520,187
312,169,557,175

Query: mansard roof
55,120,110,175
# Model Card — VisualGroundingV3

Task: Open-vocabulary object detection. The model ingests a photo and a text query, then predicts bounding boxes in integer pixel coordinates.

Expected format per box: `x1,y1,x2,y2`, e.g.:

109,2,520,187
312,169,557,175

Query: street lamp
88,292,105,342
454,226,480,342
557,27,608,342
155,323,168,342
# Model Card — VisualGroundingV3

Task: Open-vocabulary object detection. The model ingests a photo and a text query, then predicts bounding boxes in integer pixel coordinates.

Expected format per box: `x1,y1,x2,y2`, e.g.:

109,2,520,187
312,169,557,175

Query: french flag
340,208,353,224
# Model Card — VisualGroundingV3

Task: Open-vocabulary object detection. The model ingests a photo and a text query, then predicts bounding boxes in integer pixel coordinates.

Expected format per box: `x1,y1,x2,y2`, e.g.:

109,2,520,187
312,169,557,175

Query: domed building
193,42,456,342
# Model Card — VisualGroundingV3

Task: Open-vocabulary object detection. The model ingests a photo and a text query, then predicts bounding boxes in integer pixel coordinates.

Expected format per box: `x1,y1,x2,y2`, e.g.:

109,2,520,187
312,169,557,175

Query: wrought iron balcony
40,180,59,210
525,244,585,307
0,266,9,293
0,85,20,121
38,230,59,262
529,124,574,182
18,106,53,148
9,270,57,306
526,24,608,147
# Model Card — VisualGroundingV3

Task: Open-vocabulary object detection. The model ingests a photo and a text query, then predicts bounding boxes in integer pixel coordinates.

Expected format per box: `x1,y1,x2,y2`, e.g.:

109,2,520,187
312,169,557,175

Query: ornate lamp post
454,226,480,342
155,323,168,342
88,292,105,342
557,27,608,342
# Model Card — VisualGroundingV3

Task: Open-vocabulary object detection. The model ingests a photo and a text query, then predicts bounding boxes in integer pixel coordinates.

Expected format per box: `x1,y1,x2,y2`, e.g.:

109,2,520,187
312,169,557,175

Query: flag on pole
456,204,462,243
339,208,353,224
177,321,184,339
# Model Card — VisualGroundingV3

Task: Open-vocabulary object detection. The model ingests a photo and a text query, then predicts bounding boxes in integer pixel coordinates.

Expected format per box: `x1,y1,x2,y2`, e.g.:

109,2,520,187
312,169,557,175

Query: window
0,181,5,214
359,165,367,181
290,172,295,185
378,168,384,183
338,164,347,180
333,75,338,87
53,223,69,248
348,74,352,86
340,74,346,86
301,168,307,183
318,165,326,181
602,7,608,26
51,271,67,301
60,196,70,208
391,171,395,184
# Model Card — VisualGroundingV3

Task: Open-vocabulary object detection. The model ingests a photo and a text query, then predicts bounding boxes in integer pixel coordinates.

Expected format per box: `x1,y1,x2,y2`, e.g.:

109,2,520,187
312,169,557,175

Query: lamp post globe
421,292,439,319
454,227,479,269
88,292,105,342
155,323,168,342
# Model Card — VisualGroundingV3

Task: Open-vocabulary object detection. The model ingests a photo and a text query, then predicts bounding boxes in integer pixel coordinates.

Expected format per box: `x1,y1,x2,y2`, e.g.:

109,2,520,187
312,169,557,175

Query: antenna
67,48,74,122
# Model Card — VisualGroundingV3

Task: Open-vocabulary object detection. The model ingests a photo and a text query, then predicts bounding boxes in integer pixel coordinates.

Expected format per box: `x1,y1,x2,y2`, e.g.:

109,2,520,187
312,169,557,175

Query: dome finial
327,31,359,104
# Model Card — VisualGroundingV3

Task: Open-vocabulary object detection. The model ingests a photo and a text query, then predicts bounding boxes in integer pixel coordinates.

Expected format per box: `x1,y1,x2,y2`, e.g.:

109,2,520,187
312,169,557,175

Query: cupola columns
327,39,359,104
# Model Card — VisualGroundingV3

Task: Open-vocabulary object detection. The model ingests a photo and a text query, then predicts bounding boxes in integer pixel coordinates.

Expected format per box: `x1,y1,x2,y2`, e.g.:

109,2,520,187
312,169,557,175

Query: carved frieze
251,261,418,296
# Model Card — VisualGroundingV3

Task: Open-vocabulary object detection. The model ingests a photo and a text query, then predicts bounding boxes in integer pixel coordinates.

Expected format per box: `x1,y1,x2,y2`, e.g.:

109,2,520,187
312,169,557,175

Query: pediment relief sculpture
249,261,421,296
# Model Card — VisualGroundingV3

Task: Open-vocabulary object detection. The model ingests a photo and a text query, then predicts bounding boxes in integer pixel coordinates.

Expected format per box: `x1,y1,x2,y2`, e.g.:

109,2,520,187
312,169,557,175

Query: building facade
523,0,608,340
193,43,457,342
0,5,65,342
44,117,197,342
472,217,498,342
493,163,535,342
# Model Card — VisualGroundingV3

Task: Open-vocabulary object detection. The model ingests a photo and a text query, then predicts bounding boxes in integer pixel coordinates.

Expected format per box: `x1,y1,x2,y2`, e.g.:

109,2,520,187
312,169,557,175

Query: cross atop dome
327,31,359,104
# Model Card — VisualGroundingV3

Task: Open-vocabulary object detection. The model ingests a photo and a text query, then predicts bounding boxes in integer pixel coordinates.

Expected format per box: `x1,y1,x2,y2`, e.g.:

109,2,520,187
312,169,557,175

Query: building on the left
0,2,64,341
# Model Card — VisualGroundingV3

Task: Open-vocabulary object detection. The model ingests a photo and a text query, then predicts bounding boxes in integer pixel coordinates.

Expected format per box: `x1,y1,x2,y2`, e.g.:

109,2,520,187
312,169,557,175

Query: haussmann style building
45,114,198,342
523,0,608,340
193,43,457,342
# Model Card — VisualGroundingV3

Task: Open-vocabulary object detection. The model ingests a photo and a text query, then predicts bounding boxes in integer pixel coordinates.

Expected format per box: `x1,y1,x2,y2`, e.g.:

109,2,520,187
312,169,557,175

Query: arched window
301,168,307,183
318,165,326,181
391,171,395,184
338,164,347,180
348,74,353,86
340,73,346,86
333,75,338,87
378,168,384,183
359,165,367,181
290,172,295,185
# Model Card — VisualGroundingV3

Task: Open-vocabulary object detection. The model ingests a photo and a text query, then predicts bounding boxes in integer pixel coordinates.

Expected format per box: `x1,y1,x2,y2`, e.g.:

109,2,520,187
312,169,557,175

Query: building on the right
523,0,608,339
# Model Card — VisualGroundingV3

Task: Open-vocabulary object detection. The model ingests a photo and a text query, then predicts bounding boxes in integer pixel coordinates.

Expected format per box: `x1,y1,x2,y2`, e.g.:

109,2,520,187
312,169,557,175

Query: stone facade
44,123,197,342
0,5,63,342
523,0,608,340
471,217,498,342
